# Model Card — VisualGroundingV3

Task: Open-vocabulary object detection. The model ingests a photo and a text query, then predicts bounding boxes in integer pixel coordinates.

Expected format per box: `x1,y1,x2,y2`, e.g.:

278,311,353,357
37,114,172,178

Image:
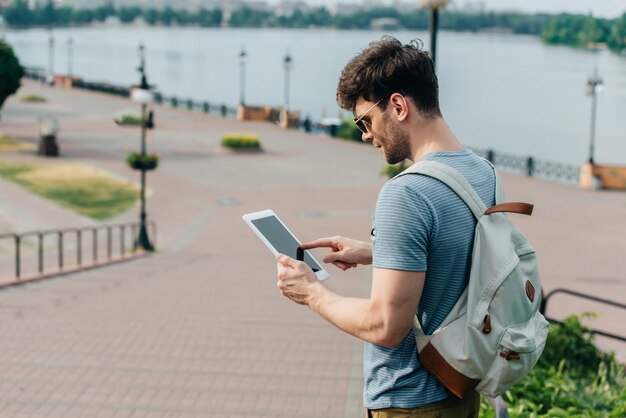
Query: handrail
0,221,156,284
540,288,626,343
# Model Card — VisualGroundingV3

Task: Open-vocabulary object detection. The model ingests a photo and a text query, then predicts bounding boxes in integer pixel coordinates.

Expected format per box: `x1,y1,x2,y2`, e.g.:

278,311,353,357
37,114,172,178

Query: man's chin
386,155,404,165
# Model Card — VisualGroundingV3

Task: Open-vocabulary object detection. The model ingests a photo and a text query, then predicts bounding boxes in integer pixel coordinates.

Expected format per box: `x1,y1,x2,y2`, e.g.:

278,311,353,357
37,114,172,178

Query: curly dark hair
336,36,441,119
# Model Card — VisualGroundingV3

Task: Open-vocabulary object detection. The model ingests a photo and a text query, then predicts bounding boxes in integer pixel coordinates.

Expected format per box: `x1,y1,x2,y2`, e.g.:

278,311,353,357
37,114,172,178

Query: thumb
276,253,297,268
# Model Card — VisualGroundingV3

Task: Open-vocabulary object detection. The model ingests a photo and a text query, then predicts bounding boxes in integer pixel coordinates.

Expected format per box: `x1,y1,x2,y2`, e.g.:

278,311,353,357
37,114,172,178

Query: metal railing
540,288,626,343
472,147,581,184
0,221,156,286
22,66,239,118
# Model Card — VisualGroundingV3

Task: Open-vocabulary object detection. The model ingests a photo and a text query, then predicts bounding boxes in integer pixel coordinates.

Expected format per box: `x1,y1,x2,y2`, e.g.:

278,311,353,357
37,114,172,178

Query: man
276,37,493,417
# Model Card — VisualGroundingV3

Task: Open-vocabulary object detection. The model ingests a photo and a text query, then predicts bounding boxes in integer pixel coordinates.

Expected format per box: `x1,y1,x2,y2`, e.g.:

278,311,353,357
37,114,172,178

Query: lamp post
239,48,247,105
586,68,604,165
0,16,6,40
283,52,292,113
47,31,55,85
132,43,155,252
421,0,449,70
67,37,74,79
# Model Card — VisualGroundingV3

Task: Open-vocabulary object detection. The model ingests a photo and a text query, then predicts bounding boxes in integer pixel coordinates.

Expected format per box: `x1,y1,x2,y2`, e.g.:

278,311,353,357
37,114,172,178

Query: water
5,26,626,165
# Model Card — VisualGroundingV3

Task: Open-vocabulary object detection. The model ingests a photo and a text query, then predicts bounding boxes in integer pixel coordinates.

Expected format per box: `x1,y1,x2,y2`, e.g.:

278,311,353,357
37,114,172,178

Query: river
5,26,626,165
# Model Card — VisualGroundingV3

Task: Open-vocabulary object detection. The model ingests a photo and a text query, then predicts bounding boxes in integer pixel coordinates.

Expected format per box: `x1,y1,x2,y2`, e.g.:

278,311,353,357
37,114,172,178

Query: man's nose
362,131,373,142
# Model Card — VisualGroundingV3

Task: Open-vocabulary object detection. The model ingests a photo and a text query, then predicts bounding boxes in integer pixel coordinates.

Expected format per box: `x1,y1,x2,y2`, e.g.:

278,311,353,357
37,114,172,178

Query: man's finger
300,238,335,250
323,251,346,264
333,261,357,271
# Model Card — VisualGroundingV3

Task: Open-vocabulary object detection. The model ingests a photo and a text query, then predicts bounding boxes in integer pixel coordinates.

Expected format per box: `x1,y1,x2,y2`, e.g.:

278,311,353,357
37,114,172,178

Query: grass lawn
0,134,35,153
0,162,140,220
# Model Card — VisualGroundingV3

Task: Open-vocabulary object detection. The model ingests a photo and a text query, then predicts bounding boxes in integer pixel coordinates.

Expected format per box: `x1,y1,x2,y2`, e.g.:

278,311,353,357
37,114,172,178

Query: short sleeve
372,178,437,272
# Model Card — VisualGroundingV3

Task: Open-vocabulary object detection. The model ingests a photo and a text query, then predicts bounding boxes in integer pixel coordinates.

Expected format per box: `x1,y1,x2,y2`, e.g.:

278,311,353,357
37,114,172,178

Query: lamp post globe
420,0,449,70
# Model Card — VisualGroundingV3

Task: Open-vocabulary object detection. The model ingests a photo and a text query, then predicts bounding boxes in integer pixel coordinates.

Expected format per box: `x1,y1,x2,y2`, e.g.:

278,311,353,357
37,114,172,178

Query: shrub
126,152,159,170
114,113,142,126
21,94,47,103
480,314,626,417
336,119,362,142
0,40,24,112
221,133,262,150
381,161,409,178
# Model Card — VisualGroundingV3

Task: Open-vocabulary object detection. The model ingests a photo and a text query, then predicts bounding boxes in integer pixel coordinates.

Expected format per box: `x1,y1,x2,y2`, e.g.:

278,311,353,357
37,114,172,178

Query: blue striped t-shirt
364,149,495,409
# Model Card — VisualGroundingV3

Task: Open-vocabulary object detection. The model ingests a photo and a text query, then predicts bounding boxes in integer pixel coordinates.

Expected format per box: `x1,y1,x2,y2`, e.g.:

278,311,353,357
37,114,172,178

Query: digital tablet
242,209,330,281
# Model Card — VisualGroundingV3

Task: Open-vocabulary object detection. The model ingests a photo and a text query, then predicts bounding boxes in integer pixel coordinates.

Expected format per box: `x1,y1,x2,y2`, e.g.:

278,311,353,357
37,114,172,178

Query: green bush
336,120,361,142
480,314,626,417
21,94,47,103
381,161,409,179
114,113,142,126
0,40,24,112
126,152,159,170
221,133,262,150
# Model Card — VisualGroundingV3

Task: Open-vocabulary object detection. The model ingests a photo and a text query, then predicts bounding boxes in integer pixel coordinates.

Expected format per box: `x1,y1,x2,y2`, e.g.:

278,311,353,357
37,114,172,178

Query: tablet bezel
242,209,330,281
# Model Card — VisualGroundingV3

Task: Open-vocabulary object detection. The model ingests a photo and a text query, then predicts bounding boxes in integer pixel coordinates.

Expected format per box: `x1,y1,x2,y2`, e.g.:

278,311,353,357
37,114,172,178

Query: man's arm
276,254,424,347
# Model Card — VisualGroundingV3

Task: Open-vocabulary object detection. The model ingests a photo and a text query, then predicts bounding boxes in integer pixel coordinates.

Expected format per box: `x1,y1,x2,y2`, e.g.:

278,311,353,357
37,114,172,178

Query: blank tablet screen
250,216,322,272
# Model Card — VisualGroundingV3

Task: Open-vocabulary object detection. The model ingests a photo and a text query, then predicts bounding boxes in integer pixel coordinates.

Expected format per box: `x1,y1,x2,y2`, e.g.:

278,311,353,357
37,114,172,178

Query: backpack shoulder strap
398,160,487,342
397,160,487,220
481,158,504,204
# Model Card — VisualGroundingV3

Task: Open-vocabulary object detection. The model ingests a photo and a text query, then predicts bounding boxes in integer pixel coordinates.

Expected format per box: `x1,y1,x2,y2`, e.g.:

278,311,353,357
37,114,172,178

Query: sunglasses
353,97,386,134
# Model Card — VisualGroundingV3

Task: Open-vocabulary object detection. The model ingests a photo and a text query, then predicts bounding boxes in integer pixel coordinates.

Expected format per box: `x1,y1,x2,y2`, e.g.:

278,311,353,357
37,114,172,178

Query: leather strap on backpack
484,202,533,216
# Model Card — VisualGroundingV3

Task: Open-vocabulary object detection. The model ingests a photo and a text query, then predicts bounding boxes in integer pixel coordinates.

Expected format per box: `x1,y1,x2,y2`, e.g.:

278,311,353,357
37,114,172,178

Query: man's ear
389,93,409,122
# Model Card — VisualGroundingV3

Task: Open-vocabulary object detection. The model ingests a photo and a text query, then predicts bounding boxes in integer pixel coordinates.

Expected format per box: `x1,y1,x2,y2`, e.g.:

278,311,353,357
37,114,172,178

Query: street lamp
132,43,155,252
586,68,604,165
283,52,292,112
67,37,74,79
0,16,6,40
47,31,55,85
421,0,449,70
239,48,247,105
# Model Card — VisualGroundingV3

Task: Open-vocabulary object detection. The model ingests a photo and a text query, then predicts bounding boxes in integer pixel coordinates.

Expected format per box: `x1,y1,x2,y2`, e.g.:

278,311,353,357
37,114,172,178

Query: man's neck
409,117,464,162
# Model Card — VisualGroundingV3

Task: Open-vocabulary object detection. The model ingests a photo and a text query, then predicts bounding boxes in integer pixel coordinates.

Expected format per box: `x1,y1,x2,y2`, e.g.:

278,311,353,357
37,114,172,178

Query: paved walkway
0,81,624,417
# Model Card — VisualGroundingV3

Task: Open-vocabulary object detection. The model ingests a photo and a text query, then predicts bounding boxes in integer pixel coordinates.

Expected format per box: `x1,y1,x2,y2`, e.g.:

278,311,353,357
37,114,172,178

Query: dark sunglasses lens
353,118,366,133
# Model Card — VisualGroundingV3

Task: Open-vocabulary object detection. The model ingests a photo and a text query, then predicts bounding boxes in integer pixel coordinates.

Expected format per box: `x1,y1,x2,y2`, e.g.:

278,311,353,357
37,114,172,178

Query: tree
3,0,31,26
607,12,626,53
0,40,25,116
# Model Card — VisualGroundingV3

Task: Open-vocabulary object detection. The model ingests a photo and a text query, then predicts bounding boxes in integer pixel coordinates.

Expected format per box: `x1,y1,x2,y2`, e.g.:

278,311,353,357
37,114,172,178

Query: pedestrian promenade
0,81,624,417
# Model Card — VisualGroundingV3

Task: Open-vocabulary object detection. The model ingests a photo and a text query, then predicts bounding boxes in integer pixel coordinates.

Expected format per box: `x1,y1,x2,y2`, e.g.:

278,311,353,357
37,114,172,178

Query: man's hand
276,254,326,305
300,236,372,271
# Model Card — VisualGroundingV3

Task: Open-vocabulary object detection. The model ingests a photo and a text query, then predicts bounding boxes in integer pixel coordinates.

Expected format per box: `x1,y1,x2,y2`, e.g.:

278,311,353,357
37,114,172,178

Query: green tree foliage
542,14,615,49
195,8,222,27
228,7,272,28
607,12,626,52
142,8,159,25
0,40,25,113
118,7,141,24
3,0,30,26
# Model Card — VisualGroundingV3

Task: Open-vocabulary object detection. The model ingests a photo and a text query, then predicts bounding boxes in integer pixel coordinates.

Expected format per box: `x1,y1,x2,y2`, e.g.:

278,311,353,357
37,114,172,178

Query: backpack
396,160,549,399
